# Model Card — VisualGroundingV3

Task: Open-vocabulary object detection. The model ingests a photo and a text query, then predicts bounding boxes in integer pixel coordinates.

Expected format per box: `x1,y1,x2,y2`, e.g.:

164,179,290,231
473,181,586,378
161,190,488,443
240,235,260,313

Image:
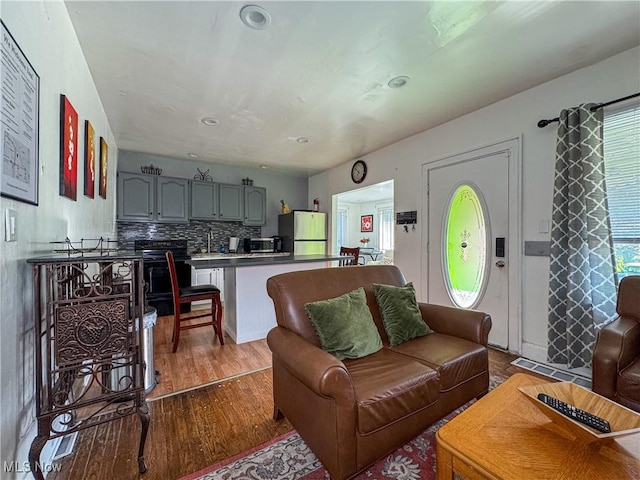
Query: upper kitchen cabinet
243,186,266,226
217,183,243,221
117,172,189,223
191,181,219,220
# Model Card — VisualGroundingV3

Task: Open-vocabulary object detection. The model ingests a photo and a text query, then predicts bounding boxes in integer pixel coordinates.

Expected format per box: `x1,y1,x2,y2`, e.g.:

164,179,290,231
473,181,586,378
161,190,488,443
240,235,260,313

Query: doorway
332,180,394,262
422,139,521,350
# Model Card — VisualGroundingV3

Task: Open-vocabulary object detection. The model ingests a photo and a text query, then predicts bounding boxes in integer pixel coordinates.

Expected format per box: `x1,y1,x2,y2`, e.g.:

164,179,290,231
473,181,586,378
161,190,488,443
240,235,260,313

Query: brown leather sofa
266,265,492,480
592,275,640,412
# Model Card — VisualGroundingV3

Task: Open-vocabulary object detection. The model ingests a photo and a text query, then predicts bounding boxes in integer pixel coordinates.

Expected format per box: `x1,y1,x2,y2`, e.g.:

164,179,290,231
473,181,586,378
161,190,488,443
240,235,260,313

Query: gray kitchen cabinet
117,172,189,223
191,181,219,220
243,186,266,226
117,173,155,221
157,177,190,222
217,183,243,221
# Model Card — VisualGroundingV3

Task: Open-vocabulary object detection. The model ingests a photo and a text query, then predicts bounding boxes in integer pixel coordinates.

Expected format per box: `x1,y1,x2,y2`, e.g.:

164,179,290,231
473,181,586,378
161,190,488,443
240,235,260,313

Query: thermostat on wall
396,211,417,225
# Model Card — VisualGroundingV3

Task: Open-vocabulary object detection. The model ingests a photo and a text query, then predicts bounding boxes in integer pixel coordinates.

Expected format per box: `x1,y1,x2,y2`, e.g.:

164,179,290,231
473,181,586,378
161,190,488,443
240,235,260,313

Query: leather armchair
592,275,640,412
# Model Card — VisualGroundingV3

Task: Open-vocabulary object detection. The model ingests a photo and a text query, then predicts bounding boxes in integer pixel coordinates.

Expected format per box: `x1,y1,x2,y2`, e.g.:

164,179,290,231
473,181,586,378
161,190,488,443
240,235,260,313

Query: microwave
243,237,275,253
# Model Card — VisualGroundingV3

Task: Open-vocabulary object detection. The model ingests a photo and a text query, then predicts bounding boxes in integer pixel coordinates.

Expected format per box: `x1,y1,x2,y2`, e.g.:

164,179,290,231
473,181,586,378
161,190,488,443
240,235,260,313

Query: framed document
0,20,40,205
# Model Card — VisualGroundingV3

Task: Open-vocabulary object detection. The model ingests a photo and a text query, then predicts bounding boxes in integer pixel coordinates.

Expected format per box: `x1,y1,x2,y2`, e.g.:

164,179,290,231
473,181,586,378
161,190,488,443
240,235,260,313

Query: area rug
180,374,506,480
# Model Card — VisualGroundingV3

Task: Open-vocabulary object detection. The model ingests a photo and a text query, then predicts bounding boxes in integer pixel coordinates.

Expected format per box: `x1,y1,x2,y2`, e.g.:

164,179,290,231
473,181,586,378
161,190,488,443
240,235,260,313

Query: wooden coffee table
436,373,640,480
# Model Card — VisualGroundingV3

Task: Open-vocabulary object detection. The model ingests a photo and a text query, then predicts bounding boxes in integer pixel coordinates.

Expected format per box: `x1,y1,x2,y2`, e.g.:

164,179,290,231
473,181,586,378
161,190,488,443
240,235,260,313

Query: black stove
135,239,191,316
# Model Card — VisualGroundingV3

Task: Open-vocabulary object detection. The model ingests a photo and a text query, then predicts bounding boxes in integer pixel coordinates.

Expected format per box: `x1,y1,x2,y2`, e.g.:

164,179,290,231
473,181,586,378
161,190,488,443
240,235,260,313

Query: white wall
1,2,118,476
310,46,640,362
118,150,308,236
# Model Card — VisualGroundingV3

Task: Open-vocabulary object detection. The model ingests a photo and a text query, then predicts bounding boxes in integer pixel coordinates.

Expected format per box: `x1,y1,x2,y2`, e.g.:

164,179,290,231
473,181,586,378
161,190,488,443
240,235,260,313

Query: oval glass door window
443,184,489,308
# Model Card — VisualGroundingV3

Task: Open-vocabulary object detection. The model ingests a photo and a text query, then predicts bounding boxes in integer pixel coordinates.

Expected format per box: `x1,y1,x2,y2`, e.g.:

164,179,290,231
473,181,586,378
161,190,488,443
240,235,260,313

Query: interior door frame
420,137,522,353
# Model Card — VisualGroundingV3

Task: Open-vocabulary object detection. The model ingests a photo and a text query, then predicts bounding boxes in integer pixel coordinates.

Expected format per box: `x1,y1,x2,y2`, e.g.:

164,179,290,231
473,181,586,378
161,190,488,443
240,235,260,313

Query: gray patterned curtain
547,104,617,369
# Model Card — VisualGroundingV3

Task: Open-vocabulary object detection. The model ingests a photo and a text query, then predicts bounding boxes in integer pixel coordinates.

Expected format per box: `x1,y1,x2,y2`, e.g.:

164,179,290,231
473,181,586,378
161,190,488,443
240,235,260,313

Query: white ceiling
65,1,640,176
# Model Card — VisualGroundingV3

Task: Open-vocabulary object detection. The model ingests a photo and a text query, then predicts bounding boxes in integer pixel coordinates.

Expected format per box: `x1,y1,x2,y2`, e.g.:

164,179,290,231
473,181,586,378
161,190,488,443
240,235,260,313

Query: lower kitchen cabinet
191,267,225,307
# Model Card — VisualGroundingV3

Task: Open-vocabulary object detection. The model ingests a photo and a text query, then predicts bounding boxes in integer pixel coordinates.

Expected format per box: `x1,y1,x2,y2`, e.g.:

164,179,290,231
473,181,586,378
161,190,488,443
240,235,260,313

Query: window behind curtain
336,208,347,251
378,206,394,251
603,102,640,283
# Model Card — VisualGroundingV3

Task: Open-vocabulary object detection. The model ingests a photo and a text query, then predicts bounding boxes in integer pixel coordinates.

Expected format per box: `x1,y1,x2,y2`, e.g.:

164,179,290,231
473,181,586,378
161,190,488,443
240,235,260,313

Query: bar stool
166,251,223,353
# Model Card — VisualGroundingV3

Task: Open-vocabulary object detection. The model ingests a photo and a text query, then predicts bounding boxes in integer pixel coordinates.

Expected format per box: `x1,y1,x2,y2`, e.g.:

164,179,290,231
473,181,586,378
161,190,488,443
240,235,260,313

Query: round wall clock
351,160,367,184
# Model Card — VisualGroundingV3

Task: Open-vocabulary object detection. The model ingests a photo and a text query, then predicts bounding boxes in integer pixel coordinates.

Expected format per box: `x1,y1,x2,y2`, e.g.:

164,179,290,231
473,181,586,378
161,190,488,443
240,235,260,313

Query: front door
424,140,520,349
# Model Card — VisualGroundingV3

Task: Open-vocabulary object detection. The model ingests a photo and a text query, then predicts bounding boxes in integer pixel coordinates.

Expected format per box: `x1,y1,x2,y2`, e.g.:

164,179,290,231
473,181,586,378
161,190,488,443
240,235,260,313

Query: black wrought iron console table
26,249,149,480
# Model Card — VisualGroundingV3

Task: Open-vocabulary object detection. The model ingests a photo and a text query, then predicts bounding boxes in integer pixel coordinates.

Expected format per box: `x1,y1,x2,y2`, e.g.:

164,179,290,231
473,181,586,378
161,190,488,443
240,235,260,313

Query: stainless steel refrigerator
278,211,327,255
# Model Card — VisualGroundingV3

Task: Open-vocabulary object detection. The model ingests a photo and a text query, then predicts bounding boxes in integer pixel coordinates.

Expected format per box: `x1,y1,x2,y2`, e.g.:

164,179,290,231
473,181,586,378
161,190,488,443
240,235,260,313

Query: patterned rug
180,374,506,480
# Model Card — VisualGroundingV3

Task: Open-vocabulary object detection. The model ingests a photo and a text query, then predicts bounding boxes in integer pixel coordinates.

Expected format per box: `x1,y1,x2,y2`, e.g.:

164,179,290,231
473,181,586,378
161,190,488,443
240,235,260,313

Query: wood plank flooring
47,345,543,480
150,311,272,399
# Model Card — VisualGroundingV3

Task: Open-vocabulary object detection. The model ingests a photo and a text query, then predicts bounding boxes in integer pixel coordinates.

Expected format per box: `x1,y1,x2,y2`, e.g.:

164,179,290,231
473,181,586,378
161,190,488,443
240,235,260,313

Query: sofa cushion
305,287,383,360
345,349,439,434
373,282,433,346
390,332,488,391
618,357,640,405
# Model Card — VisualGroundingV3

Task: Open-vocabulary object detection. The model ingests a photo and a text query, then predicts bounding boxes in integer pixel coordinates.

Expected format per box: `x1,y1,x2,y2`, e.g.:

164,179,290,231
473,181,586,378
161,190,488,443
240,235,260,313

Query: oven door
143,258,191,315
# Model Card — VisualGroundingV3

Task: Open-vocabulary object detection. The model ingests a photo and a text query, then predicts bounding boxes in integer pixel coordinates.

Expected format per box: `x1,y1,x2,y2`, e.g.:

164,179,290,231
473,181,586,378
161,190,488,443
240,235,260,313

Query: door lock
495,260,505,268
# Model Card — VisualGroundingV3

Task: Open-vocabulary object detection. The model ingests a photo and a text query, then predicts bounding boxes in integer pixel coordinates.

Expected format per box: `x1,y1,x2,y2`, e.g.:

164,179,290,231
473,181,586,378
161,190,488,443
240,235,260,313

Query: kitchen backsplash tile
117,221,261,253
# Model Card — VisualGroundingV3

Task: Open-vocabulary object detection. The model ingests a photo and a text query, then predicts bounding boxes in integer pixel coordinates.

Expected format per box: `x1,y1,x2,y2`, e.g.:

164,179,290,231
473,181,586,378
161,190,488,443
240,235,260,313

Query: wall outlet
5,208,16,242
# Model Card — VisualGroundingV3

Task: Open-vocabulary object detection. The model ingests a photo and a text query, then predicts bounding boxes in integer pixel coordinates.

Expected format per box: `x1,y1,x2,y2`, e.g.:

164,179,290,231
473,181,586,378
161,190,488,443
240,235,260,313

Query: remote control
537,393,611,433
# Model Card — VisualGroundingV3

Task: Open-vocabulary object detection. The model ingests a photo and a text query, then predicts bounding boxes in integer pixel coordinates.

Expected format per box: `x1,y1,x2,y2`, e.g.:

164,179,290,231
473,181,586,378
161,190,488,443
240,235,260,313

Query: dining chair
166,251,223,352
339,246,361,266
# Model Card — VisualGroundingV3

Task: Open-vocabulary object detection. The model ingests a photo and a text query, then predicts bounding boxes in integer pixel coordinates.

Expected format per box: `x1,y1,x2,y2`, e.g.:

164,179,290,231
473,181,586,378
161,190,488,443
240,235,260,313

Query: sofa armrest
592,317,640,399
418,303,492,346
267,326,355,399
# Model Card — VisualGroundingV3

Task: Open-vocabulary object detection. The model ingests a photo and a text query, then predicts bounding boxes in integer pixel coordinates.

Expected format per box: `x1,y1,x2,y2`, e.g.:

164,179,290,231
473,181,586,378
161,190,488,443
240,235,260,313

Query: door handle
495,260,505,268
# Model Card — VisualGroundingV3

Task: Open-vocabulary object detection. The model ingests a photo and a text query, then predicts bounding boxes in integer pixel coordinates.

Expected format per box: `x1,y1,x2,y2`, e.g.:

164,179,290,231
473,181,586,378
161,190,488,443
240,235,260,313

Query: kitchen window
336,207,347,252
603,102,640,283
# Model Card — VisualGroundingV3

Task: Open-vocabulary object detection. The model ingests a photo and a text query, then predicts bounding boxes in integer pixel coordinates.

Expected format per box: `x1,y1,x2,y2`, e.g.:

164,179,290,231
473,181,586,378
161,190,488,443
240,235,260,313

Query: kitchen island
187,254,347,343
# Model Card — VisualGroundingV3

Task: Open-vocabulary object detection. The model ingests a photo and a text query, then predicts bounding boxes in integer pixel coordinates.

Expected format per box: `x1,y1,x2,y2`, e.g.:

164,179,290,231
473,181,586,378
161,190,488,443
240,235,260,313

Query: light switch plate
5,208,16,242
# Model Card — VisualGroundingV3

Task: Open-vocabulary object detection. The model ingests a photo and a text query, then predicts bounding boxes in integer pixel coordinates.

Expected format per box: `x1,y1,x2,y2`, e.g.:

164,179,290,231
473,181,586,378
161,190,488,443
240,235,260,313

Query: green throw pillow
304,287,383,360
372,282,433,346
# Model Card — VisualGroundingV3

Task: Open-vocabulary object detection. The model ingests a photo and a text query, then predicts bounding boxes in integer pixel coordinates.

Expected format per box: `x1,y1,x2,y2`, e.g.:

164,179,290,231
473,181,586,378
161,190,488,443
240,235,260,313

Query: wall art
0,20,40,205
60,94,78,200
99,137,108,199
361,214,373,232
84,120,95,198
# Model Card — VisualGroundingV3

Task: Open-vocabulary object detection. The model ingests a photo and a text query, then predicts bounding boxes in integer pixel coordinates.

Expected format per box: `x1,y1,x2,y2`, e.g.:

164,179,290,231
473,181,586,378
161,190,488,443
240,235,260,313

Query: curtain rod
537,92,640,128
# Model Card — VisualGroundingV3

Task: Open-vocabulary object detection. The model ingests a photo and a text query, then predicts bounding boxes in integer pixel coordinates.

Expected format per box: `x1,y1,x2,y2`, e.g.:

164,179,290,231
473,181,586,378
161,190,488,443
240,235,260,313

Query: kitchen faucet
207,230,214,253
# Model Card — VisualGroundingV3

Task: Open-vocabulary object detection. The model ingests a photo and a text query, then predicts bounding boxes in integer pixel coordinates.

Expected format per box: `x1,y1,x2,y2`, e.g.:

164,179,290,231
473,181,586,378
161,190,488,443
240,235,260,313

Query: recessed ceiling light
239,5,271,30
388,76,410,89
201,117,220,126
188,153,199,158
260,164,268,169
296,136,310,144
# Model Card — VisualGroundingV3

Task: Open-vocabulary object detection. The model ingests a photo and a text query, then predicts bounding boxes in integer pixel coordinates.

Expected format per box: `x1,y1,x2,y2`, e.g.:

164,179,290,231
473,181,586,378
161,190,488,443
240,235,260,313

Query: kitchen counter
186,253,346,268
187,253,348,343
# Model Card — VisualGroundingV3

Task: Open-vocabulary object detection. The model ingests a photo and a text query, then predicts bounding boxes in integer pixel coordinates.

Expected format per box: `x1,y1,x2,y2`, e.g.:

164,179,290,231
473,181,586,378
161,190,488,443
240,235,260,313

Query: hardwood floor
47,347,542,480
149,311,272,399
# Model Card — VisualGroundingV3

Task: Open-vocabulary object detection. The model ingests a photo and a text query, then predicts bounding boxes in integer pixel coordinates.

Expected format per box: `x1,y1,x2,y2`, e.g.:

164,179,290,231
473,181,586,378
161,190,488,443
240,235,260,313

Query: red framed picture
60,94,78,200
99,137,108,199
361,214,373,232
84,120,95,198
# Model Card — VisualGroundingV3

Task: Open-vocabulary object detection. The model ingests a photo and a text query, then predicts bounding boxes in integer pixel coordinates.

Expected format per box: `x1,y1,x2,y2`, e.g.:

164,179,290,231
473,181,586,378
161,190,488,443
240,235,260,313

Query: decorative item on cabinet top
242,177,254,186
194,168,213,182
141,164,162,175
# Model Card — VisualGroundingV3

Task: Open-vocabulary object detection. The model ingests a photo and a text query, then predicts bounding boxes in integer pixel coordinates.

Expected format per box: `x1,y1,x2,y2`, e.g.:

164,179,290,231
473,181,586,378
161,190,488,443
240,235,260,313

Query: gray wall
118,151,309,237
1,2,119,476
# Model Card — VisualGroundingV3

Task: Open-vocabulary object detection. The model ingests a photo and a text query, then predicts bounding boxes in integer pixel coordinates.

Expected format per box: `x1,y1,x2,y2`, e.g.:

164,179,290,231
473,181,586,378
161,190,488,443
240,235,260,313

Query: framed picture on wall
361,214,373,232
60,94,78,201
0,20,40,205
84,120,95,198
99,137,108,198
